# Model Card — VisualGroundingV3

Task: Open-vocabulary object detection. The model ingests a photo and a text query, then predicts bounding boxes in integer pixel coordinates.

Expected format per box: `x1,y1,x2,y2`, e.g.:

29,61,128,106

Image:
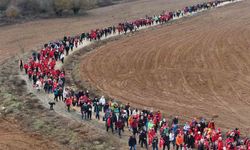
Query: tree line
0,0,122,18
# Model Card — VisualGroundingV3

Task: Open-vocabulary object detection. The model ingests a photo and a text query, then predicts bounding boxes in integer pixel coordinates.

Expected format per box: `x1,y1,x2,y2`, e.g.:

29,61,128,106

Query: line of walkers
20,0,234,93
19,0,237,104
19,0,249,149
19,0,234,95
53,86,250,150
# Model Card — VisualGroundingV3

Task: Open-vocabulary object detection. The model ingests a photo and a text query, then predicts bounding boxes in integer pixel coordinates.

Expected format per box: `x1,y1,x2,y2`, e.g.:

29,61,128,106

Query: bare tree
71,0,81,15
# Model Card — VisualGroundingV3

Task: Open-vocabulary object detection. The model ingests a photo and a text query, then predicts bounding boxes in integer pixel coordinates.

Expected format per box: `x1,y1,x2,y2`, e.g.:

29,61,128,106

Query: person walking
19,59,23,71
152,135,159,150
94,102,100,120
87,102,92,120
198,139,205,150
187,134,195,149
169,131,176,149
53,88,59,101
129,135,137,150
139,129,148,149
60,53,65,63
106,115,114,133
116,118,123,138
176,134,184,150
65,97,72,112
163,133,170,150
82,102,88,119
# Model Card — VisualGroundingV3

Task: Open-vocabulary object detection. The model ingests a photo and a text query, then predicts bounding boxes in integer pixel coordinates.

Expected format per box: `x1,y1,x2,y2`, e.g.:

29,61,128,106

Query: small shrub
5,5,20,18
53,0,73,16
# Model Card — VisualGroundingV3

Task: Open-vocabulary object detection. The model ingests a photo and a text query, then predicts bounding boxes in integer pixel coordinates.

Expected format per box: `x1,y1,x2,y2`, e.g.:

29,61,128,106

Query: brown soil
79,0,250,135
0,0,208,63
0,119,64,150
0,0,213,149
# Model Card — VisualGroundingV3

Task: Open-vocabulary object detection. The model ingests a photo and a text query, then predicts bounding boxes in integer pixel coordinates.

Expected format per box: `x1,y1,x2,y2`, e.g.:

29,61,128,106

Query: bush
72,0,81,15
38,0,54,13
5,5,19,18
85,0,97,9
0,0,10,11
17,0,39,14
1,0,119,18
53,0,73,16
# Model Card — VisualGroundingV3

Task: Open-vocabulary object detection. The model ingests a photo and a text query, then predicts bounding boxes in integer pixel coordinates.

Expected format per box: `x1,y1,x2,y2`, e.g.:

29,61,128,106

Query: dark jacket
139,130,147,140
187,135,195,148
129,136,137,146
198,143,204,150
163,135,170,145
152,137,158,148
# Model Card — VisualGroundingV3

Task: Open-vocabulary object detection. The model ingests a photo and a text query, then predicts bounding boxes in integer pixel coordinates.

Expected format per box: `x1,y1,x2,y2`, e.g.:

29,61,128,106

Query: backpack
107,118,111,127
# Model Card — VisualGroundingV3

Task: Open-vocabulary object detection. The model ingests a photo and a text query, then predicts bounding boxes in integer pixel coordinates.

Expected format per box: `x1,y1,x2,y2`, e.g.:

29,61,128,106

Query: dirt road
1,0,213,149
79,0,250,134
0,0,209,64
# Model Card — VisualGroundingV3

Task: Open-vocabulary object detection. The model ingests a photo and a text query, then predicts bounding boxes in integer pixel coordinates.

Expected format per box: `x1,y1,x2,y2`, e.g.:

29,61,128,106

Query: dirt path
78,0,250,134
17,1,244,149
0,1,217,149
0,0,213,64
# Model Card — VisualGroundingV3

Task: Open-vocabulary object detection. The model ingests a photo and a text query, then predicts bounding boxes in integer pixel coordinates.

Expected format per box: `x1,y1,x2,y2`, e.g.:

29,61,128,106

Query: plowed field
79,0,250,133
0,0,212,149
0,0,208,63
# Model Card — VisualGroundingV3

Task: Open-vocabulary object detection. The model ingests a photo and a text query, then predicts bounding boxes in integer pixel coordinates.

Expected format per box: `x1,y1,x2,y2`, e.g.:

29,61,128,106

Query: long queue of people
51,87,250,150
19,0,249,149
19,0,233,92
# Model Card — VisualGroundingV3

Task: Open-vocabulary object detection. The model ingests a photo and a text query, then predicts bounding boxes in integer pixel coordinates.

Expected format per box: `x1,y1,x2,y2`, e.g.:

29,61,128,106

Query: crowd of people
20,0,249,149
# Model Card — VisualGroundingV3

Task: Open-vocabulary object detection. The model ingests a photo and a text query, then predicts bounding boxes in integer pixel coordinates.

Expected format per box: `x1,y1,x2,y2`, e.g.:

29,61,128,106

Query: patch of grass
33,119,46,130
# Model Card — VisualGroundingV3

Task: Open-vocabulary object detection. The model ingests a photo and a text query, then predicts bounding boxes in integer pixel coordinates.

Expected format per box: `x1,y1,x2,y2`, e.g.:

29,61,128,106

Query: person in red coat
208,120,215,130
217,137,224,150
65,97,72,112
24,63,29,74
28,69,33,80
116,118,123,138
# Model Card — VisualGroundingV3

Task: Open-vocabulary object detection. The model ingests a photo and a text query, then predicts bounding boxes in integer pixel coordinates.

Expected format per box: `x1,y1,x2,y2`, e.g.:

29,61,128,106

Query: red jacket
116,120,123,129
218,140,224,150
66,98,72,106
24,64,29,69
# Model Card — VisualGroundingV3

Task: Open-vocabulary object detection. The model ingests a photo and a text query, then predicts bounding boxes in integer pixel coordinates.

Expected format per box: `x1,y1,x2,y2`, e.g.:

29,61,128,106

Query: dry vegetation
0,0,129,18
